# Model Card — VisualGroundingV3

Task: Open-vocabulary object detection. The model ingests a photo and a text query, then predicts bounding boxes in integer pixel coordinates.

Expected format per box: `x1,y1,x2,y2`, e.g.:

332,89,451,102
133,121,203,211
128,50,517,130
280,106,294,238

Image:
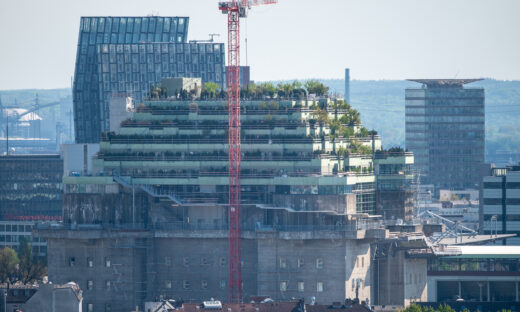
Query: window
201,280,208,289
105,280,111,290
200,257,209,266
88,304,94,312
105,258,111,268
219,257,226,266
165,257,171,266
87,257,93,268
220,280,226,289
105,303,111,312
317,282,324,292
69,257,76,267
298,282,305,292
279,257,287,269
87,280,93,290
361,257,364,268
183,280,191,290
183,257,189,266
280,281,288,292
297,258,304,268
316,258,323,269
165,280,172,289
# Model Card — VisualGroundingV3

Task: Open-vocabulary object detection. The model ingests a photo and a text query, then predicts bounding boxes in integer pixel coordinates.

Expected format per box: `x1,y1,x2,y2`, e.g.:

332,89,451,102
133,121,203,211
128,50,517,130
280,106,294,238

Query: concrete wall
46,236,148,312
256,235,371,304
375,248,427,307
272,194,357,215
61,143,100,176
109,95,133,133
63,192,149,225
403,258,427,305
43,230,375,312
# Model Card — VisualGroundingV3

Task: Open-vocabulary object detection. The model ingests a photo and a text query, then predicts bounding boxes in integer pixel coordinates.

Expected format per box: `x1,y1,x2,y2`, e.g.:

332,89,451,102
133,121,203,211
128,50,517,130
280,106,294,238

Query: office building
0,154,63,220
0,221,48,258
481,164,520,245
73,16,225,143
405,79,485,193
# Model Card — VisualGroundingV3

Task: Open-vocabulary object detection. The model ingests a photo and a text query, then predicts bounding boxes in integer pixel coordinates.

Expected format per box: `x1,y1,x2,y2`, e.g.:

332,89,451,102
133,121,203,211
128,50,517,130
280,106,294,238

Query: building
345,68,350,104
0,282,83,312
144,299,371,312
405,79,485,193
0,221,48,257
374,149,415,221
481,164,520,245
36,96,390,312
0,154,63,220
73,16,226,143
426,245,520,308
225,66,251,89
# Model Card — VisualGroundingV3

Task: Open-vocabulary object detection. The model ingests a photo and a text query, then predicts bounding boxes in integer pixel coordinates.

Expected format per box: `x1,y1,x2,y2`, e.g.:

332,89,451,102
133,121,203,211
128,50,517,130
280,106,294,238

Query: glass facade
73,16,226,143
0,155,63,219
405,80,485,191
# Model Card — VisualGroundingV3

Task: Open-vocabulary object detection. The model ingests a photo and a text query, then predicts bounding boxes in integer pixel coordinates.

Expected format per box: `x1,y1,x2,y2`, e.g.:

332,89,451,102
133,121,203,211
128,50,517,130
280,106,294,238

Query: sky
0,0,519,90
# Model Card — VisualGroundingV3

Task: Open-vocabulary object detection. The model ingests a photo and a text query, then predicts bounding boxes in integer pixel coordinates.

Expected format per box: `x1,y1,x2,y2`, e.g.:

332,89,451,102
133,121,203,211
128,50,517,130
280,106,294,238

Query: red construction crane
218,0,277,303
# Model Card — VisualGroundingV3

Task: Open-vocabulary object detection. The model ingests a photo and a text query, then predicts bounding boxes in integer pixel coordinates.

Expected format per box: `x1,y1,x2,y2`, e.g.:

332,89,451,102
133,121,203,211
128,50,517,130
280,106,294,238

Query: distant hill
2,80,519,164
270,79,520,165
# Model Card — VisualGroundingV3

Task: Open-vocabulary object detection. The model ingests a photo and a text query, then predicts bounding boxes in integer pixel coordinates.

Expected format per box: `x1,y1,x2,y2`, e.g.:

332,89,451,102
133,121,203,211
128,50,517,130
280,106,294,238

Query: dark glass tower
73,16,225,143
405,79,485,192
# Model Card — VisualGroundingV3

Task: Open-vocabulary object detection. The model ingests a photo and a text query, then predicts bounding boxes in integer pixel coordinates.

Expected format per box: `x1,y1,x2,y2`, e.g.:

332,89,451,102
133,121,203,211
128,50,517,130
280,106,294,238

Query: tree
203,82,220,99
304,80,329,96
0,247,19,284
17,237,47,284
257,82,277,98
277,82,294,99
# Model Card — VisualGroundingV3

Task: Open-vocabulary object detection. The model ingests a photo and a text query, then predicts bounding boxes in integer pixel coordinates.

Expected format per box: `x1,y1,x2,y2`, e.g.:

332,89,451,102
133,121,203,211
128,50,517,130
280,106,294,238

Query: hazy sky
0,0,519,89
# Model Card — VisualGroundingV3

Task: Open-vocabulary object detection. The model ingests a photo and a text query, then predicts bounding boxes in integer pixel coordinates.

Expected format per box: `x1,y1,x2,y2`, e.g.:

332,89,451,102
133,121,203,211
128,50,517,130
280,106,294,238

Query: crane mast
218,0,276,303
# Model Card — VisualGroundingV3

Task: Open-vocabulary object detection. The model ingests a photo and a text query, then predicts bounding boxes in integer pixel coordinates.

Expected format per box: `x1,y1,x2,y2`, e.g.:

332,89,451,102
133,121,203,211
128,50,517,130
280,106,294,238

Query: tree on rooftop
304,80,329,96
202,82,220,100
257,82,277,98
277,82,294,99
0,247,19,284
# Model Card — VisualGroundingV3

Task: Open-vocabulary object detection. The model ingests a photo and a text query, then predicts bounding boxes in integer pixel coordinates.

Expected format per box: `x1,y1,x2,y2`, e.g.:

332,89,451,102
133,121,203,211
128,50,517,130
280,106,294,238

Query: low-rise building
481,164,520,245
427,245,520,303
0,282,82,312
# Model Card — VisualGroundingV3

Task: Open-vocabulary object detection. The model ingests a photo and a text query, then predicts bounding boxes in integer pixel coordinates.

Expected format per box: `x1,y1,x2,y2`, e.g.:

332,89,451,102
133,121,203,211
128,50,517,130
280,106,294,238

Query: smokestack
344,68,350,104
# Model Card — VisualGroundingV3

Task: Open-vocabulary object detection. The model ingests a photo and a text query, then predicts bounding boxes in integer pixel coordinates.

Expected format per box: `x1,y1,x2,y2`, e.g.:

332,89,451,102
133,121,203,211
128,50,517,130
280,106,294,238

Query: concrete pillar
458,281,461,298
487,281,490,302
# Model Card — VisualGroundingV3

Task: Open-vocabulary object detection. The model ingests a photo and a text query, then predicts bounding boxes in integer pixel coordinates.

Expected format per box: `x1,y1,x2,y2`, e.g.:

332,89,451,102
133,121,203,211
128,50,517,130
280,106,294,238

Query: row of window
483,198,520,205
80,17,187,36
69,257,111,268
279,257,323,269
484,182,520,189
280,281,324,292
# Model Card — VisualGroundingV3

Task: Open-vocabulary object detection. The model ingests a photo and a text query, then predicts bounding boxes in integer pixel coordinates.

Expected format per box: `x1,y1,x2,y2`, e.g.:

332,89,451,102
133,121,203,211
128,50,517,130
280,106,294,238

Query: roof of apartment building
147,299,371,312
